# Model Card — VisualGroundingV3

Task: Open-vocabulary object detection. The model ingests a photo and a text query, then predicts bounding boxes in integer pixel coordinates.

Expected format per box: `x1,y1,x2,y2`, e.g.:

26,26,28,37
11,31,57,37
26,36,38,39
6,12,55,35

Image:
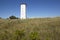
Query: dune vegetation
0,17,60,40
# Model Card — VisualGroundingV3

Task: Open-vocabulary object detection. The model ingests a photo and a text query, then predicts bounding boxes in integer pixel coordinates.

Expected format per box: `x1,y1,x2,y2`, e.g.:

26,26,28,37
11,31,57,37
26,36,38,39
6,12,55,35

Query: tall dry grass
0,17,60,40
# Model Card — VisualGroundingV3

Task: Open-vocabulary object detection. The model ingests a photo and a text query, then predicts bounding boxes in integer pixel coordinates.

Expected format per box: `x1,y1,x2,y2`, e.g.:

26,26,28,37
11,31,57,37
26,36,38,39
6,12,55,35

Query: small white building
20,3,26,19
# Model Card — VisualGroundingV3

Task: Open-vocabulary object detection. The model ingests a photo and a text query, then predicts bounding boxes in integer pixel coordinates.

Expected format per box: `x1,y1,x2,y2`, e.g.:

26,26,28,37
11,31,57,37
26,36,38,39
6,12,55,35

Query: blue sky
0,0,60,18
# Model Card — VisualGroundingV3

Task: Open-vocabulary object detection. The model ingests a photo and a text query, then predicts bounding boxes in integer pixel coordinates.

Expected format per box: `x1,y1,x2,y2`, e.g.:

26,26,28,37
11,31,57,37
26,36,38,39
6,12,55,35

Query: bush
14,30,25,40
0,17,2,19
9,15,18,19
29,31,40,40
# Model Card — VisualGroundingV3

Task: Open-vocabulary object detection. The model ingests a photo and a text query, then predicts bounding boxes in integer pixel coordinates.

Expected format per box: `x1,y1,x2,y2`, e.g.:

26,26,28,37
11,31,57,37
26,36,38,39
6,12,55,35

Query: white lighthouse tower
20,3,26,19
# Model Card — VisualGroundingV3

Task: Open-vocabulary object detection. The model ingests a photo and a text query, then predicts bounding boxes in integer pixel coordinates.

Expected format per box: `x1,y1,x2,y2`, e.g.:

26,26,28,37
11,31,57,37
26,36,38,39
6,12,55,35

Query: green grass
0,17,60,40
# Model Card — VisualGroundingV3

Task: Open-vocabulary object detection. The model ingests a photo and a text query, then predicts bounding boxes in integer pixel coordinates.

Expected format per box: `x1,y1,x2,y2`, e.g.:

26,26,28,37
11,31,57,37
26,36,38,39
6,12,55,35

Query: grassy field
0,17,60,40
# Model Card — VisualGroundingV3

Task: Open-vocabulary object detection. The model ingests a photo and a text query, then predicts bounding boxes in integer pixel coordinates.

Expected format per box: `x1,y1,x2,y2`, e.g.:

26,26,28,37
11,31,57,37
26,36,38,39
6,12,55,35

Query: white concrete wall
20,4,26,19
